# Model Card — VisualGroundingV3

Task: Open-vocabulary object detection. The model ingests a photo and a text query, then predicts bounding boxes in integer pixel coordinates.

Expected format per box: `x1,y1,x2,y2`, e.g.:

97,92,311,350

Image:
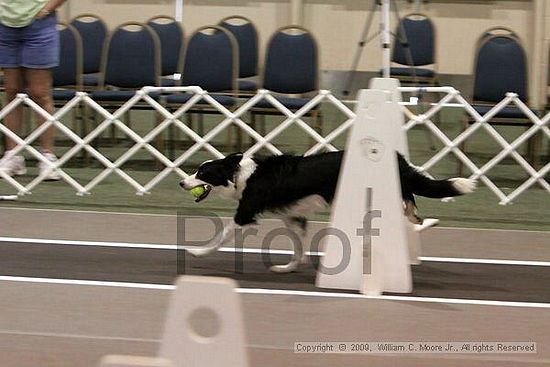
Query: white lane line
0,329,159,343
239,288,550,309
0,276,174,290
0,236,177,250
420,257,550,267
1,236,550,267
1,275,550,309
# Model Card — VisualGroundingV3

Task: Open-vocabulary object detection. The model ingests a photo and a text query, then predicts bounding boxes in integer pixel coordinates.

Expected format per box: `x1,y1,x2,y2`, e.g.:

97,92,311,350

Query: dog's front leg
186,220,237,257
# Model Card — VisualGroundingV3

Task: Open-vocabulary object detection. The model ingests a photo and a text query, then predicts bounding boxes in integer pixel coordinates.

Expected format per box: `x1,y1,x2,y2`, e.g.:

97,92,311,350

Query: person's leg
24,68,55,152
24,67,60,180
0,69,27,176
20,13,59,154
3,68,25,150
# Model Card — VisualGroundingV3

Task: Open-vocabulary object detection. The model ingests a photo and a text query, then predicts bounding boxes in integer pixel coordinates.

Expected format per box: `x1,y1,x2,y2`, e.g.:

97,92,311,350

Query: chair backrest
180,25,238,93
100,22,161,88
147,16,185,77
473,28,528,103
262,26,318,94
392,13,435,66
219,16,258,78
70,14,108,74
52,23,82,88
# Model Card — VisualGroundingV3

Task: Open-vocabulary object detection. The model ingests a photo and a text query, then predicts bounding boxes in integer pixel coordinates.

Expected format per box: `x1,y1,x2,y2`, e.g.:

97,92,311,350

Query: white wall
306,1,532,74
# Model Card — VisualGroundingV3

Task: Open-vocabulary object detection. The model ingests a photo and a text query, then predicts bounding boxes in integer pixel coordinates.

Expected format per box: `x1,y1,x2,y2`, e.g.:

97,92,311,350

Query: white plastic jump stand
316,79,413,295
159,276,249,367
369,78,422,266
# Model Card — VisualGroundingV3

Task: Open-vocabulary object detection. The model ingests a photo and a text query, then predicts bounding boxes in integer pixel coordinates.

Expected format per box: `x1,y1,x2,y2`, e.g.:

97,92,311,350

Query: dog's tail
398,154,477,199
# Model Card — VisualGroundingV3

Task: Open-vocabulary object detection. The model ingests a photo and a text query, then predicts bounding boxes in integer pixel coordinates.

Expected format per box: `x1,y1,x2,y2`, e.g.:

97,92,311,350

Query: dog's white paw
414,218,439,232
185,246,216,257
270,260,300,273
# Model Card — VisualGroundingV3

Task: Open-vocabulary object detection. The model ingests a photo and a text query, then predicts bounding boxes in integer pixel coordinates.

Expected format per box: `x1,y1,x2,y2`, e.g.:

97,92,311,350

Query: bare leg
24,68,55,152
3,68,24,150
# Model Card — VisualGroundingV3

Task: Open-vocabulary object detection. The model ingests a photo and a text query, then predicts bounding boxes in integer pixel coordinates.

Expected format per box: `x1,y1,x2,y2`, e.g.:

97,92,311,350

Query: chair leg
313,110,323,136
155,111,163,170
250,111,257,147
260,114,266,136
198,113,204,136
81,102,90,167
72,104,82,166
225,115,234,152
110,108,117,145
234,120,242,152
89,106,98,167
528,127,541,170
457,117,469,176
123,110,132,146
419,99,437,151
187,113,194,132
424,126,436,151
307,111,321,148
168,119,175,161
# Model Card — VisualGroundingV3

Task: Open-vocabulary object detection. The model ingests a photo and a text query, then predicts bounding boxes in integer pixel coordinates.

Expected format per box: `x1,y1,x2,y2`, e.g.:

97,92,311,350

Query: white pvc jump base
0,85,547,205
100,276,248,367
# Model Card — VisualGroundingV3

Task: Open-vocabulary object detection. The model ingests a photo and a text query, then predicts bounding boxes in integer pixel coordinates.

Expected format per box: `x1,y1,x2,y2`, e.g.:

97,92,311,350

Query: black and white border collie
180,152,476,273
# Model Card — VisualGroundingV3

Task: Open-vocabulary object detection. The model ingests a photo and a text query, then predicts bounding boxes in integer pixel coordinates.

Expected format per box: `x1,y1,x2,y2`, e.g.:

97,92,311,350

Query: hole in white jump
187,307,221,340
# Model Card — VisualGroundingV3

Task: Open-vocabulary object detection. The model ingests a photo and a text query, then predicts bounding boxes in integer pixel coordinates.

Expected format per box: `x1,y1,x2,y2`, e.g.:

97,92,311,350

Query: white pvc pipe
291,0,303,25
175,0,183,22
381,0,391,77
531,0,545,109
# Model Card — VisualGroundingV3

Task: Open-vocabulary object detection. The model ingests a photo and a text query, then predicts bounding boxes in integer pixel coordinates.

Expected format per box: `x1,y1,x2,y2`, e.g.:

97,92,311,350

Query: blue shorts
0,13,59,69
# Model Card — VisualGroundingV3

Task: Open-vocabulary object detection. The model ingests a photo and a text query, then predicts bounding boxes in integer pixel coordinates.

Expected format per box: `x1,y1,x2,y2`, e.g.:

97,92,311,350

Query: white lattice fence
399,86,549,204
0,85,548,204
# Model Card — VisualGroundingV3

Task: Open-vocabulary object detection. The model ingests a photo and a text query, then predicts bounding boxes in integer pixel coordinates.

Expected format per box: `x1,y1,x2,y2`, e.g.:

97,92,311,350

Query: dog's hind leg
186,220,237,257
269,216,308,273
404,199,423,225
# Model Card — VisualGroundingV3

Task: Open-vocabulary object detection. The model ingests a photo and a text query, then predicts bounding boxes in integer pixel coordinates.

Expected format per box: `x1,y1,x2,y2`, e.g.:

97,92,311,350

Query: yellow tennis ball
190,185,206,198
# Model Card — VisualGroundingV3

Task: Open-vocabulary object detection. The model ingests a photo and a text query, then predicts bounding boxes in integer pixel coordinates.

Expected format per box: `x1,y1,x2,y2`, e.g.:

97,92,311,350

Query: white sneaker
0,150,27,177
39,151,61,181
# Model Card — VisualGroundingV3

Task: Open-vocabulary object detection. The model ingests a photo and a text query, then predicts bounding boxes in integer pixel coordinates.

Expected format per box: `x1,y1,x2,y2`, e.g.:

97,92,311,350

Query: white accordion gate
0,85,548,204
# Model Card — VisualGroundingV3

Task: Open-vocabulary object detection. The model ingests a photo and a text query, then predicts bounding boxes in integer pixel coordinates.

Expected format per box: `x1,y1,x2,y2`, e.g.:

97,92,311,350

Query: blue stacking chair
91,22,162,150
147,16,185,87
164,25,238,154
92,22,161,102
251,26,321,135
461,27,538,172
70,14,108,90
388,13,438,86
219,16,259,94
52,23,83,101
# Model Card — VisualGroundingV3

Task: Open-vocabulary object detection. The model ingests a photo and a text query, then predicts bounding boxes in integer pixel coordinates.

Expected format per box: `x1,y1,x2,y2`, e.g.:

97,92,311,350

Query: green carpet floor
0,100,548,231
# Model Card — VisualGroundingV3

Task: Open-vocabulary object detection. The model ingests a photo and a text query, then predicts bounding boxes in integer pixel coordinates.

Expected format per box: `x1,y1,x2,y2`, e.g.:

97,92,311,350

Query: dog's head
179,153,244,202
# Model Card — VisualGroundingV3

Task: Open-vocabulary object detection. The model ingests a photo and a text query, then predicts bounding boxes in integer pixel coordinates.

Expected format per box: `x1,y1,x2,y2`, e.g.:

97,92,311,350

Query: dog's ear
225,152,244,167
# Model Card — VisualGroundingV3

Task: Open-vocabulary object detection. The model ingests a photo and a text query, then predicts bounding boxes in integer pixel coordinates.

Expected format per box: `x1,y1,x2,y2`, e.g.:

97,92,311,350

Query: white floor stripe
0,276,174,290
420,256,550,267
1,275,550,309
1,236,549,267
0,236,177,250
0,329,159,343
